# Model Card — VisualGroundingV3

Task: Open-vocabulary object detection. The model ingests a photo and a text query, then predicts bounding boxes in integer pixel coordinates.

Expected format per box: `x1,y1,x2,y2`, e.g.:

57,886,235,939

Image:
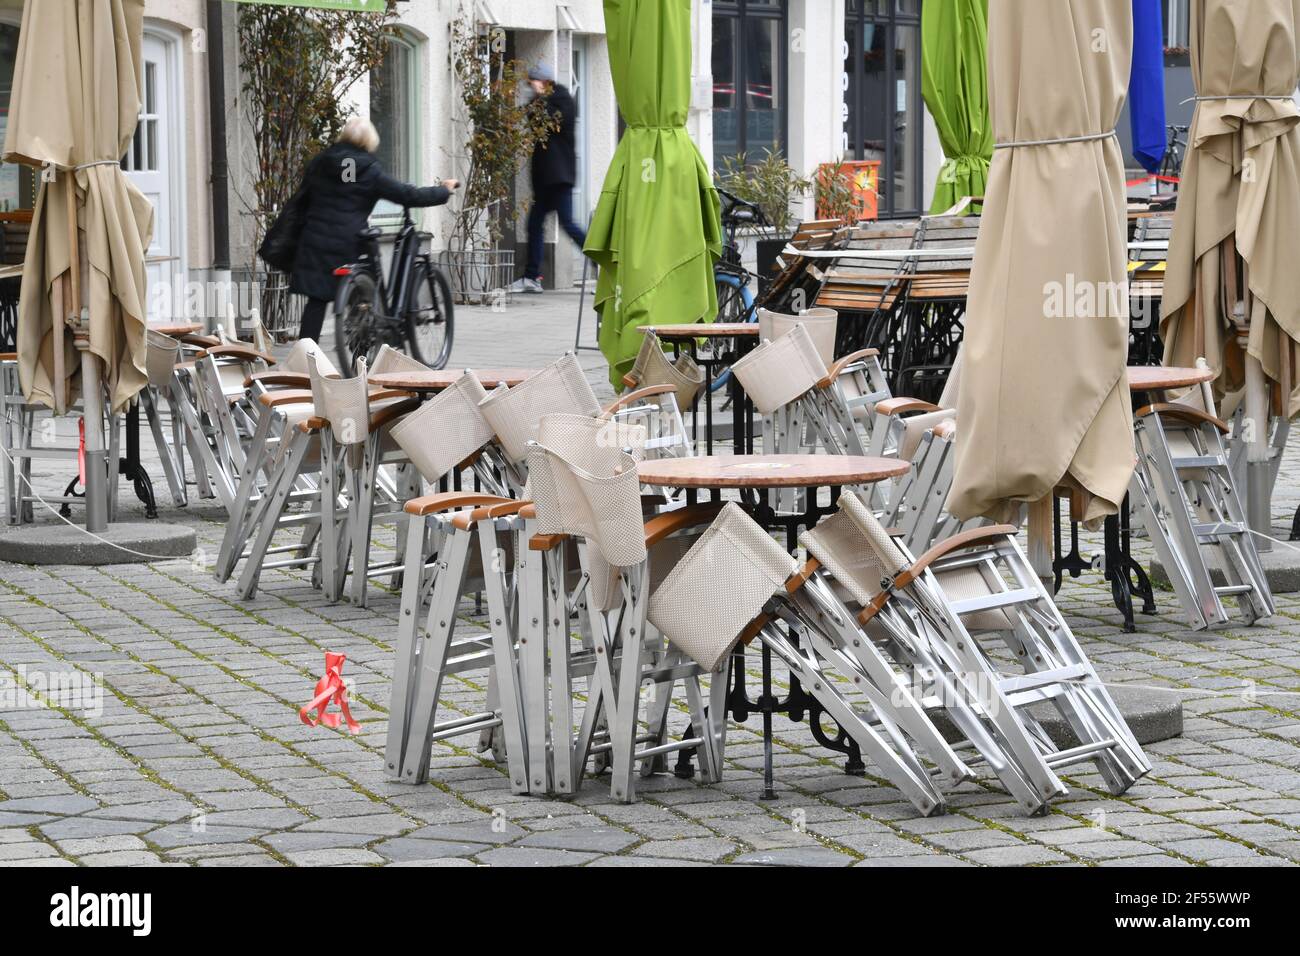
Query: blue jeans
525,187,587,281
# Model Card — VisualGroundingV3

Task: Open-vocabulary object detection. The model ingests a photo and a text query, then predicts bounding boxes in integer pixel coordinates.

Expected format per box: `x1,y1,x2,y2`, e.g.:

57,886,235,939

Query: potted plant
714,149,810,285
440,19,557,303
814,158,878,225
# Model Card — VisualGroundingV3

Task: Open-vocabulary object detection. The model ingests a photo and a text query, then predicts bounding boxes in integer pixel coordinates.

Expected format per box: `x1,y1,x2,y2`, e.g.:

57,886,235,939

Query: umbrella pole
1230,244,1272,550
1027,495,1054,588
63,170,108,533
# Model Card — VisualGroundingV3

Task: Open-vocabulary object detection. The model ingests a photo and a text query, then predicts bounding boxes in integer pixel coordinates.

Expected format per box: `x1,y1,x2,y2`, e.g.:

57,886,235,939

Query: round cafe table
639,323,760,456
638,453,910,800
368,367,537,393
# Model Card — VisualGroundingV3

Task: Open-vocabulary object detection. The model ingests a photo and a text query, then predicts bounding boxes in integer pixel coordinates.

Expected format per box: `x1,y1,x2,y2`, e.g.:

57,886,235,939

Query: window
0,20,37,215
370,32,420,220
844,0,924,217
121,60,160,174
712,1,787,169
570,37,589,220
1162,0,1190,50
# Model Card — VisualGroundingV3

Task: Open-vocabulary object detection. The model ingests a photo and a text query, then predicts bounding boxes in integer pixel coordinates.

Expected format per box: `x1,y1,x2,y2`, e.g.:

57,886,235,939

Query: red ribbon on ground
300,652,361,734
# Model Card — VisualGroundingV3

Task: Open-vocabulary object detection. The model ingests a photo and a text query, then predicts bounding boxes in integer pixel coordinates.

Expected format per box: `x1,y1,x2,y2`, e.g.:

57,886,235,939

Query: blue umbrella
1129,0,1167,174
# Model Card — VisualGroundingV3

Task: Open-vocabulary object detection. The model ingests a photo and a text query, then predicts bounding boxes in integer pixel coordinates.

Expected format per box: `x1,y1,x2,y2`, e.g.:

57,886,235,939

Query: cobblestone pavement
3,292,1300,867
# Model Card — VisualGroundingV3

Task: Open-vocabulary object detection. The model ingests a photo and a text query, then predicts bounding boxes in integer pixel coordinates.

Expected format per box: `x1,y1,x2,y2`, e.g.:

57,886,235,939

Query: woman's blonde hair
339,117,380,153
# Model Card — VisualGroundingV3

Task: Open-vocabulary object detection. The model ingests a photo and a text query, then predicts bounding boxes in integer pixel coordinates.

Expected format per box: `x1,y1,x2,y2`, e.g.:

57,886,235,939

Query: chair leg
236,434,311,600
143,389,186,506
384,513,432,779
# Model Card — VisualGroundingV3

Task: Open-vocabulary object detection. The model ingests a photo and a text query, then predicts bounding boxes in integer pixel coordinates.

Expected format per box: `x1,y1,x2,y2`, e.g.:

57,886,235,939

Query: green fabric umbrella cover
922,0,993,213
586,0,721,390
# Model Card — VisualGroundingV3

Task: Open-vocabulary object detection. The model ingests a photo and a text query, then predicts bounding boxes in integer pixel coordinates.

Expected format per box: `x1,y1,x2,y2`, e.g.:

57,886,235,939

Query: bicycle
1158,124,1188,188
332,206,454,373
708,188,766,392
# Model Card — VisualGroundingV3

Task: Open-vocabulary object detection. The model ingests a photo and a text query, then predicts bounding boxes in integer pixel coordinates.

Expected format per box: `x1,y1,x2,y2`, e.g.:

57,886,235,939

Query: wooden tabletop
369,368,537,392
148,322,203,338
1128,365,1215,392
637,454,910,490
640,323,759,339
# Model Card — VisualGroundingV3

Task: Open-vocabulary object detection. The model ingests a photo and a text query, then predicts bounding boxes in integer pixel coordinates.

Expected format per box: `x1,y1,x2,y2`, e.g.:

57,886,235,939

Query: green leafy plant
237,2,398,252
713,149,811,237
445,19,558,254
814,158,875,225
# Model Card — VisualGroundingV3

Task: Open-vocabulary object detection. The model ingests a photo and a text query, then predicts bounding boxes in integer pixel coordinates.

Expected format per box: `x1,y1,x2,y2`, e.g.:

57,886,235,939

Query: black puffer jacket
289,143,451,301
531,84,578,190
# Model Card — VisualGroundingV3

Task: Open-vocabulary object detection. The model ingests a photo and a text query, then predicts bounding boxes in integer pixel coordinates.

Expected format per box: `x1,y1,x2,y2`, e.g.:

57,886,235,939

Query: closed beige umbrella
949,0,1134,526
3,0,153,416
1160,0,1300,541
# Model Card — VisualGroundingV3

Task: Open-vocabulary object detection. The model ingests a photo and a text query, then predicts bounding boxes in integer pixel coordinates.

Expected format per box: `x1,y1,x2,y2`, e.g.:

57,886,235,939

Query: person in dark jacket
509,64,586,294
290,117,458,342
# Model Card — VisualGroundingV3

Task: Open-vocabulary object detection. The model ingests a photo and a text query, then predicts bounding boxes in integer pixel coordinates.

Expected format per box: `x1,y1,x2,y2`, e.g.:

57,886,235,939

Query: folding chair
1130,366,1274,629
214,340,333,585
756,306,838,365
600,384,695,461
478,352,601,493
624,331,705,414
799,492,1150,814
389,491,531,792
525,413,730,802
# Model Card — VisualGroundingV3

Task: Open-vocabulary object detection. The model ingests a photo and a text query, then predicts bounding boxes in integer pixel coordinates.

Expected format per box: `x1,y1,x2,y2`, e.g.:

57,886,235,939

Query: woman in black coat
290,117,458,342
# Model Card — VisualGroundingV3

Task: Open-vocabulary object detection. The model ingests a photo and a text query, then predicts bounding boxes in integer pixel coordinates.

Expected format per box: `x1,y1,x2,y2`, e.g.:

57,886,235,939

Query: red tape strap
300,651,361,734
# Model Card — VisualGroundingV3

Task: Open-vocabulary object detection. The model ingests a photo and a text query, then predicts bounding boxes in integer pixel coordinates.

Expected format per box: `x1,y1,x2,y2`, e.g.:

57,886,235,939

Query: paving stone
473,847,599,867
731,847,856,866
516,827,637,853
370,838,485,862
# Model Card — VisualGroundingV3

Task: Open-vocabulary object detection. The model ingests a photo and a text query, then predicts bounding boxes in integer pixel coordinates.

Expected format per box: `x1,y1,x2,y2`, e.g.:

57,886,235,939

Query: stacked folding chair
140,330,188,508
790,492,1150,814
525,414,732,802
1129,362,1274,629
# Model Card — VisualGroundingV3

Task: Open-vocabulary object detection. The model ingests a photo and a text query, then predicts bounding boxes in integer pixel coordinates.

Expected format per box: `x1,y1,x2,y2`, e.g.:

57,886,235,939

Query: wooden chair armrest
1135,402,1229,435
200,343,276,365
257,389,314,408
738,611,771,646
932,419,957,441
784,558,822,594
370,397,420,431
179,333,221,349
529,532,569,551
366,387,416,404
0,352,17,362
404,492,515,517
643,502,725,549
817,348,881,388
451,498,530,531
873,396,942,417
245,371,309,389
622,372,640,390
857,524,1017,626
298,417,325,433
602,383,676,418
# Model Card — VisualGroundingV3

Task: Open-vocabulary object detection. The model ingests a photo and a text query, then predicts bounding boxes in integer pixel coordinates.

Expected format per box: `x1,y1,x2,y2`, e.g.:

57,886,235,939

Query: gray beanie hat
527,62,555,83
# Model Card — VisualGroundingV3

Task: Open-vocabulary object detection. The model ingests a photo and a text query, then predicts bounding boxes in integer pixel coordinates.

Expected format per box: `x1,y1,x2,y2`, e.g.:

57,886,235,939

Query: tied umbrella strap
77,417,85,487
300,652,360,734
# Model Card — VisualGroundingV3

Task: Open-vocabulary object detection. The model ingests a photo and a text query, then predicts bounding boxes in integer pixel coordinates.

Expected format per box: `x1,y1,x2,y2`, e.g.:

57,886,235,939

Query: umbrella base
1151,526,1300,595
930,686,1182,748
0,521,196,566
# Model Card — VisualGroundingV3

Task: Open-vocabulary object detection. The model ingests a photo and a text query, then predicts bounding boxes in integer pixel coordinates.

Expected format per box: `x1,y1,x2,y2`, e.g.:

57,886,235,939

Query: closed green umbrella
922,0,993,213
586,0,721,390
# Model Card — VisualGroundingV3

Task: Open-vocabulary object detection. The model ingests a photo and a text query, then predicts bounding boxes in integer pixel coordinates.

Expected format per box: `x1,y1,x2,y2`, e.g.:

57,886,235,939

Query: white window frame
370,30,423,228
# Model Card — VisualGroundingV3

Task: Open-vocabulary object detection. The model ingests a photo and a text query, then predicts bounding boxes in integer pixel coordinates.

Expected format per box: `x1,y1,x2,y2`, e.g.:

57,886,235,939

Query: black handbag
258,181,310,273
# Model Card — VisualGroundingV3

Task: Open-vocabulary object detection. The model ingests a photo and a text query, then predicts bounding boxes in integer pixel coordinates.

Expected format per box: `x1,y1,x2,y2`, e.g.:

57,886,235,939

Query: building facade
0,0,1207,326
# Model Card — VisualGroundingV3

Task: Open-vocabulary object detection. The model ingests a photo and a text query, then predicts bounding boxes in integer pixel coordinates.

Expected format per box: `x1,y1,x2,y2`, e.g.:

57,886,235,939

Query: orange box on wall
815,160,879,223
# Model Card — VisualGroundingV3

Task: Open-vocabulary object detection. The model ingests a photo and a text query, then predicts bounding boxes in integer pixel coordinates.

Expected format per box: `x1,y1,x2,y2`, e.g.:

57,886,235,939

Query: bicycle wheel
715,272,751,323
407,262,454,370
335,271,380,374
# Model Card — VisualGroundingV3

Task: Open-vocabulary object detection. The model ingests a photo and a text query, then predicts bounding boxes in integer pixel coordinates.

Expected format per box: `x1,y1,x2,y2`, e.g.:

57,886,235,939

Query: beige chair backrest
389,371,493,483
800,491,908,607
758,307,838,365
309,354,371,446
526,413,648,571
145,330,180,390
629,332,705,409
371,344,429,376
283,338,338,378
647,502,799,672
938,350,962,410
479,352,601,462
899,407,957,461
731,323,829,415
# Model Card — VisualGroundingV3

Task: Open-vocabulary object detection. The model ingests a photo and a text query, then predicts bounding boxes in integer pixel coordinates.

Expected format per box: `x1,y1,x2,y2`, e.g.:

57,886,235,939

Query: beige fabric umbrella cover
949,0,1134,525
3,0,153,414
1160,0,1300,417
